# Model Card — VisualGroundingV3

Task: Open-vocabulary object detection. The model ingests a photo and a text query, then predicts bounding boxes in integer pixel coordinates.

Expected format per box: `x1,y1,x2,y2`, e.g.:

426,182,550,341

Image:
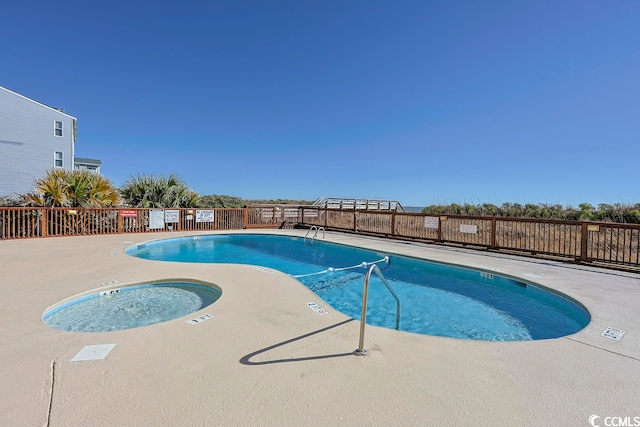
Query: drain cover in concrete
71,344,116,362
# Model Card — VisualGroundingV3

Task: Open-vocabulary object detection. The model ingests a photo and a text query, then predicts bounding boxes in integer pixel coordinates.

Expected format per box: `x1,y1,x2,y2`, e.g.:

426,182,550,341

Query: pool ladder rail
303,226,325,244
354,264,401,356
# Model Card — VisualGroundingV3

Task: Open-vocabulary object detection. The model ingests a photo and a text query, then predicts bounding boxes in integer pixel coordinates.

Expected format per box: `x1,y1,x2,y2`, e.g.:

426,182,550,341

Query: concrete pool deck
1,229,638,426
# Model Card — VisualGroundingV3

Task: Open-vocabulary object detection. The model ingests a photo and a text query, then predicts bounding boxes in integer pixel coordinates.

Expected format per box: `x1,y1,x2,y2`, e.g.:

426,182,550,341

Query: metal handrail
303,226,325,244
303,226,317,244
313,227,325,242
354,263,400,356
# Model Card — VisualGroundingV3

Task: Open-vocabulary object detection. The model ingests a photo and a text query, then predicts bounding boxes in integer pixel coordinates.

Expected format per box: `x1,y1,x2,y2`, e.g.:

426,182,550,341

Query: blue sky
2,1,639,206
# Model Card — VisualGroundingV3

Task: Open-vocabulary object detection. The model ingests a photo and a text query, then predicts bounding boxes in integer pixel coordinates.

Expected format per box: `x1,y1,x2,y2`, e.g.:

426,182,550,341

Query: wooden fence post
41,209,48,237
580,222,588,261
490,217,497,249
118,211,123,233
391,212,396,236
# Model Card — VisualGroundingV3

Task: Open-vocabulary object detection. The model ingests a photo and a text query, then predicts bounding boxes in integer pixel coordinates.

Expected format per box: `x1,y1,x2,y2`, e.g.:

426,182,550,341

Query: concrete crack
45,360,56,427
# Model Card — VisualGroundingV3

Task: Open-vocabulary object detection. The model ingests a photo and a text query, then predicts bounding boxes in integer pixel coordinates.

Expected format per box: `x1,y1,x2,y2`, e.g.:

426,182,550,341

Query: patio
1,230,638,426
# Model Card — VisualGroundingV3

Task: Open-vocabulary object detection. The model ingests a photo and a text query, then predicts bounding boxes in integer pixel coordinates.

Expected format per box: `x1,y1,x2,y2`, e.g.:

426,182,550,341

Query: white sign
459,224,478,234
165,209,179,223
424,216,439,229
149,209,165,229
196,210,214,223
307,302,328,315
601,327,625,341
187,314,213,325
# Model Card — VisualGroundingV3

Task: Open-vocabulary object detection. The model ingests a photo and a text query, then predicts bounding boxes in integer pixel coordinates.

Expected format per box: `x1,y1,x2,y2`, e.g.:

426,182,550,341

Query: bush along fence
2,206,640,271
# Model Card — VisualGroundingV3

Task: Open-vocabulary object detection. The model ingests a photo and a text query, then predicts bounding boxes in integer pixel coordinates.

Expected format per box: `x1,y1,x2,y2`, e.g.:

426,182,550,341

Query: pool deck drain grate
71,344,116,362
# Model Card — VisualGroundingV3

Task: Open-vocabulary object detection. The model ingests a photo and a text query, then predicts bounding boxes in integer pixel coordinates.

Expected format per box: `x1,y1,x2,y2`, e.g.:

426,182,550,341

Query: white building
74,157,102,174
0,85,85,196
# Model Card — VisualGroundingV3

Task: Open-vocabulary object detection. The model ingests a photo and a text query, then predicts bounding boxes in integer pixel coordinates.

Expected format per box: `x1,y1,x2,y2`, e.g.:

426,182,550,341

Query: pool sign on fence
165,210,179,223
149,209,165,229
460,224,478,234
424,216,439,229
196,210,214,223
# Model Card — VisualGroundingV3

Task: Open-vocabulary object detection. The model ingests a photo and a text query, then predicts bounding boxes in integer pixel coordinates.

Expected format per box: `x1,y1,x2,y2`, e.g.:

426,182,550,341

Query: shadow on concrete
239,318,356,365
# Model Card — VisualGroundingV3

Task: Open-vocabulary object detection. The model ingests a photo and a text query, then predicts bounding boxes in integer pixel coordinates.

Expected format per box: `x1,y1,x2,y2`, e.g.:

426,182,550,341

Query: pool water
126,234,590,341
43,282,221,332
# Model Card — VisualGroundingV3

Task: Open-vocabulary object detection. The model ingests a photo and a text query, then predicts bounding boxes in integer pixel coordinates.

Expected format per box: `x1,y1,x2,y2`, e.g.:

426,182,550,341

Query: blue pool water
126,234,590,341
43,282,221,332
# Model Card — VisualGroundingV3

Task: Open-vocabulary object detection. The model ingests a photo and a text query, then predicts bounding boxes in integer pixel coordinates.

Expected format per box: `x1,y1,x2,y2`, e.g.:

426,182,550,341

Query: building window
54,121,63,137
54,151,63,168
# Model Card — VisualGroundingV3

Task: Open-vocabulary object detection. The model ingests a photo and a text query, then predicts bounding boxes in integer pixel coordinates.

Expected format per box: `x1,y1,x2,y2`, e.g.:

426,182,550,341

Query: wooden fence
2,206,640,271
299,207,640,271
0,207,276,239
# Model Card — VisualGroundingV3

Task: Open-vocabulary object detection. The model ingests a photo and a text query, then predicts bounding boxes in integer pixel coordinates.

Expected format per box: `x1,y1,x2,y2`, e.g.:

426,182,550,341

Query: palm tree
20,169,121,235
120,173,199,208
22,169,120,207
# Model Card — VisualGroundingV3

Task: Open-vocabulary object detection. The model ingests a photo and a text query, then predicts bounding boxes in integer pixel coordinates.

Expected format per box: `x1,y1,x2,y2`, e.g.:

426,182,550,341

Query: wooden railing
0,207,249,238
298,207,640,270
2,205,640,271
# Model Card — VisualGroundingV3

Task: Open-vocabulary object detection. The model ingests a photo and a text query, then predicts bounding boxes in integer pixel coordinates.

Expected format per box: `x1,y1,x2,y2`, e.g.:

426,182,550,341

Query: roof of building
0,85,77,120
74,157,102,165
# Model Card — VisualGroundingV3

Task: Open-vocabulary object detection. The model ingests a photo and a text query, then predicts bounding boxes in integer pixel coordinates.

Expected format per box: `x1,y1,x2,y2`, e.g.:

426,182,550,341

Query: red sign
119,210,138,217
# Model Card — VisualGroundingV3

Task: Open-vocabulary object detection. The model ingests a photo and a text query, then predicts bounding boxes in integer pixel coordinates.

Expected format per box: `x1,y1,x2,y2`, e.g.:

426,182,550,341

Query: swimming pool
43,281,221,332
126,234,590,341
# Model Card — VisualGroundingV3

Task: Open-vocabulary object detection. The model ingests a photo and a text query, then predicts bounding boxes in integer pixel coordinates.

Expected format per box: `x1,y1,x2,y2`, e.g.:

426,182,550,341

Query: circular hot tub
43,281,221,332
